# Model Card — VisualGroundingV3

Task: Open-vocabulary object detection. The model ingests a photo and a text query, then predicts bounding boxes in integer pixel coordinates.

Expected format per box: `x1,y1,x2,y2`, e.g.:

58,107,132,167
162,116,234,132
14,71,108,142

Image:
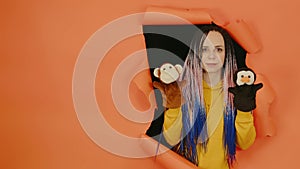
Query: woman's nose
207,50,217,59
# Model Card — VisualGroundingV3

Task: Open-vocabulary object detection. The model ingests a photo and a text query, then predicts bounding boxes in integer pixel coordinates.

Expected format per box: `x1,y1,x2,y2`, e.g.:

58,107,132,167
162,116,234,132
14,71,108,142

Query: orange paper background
1,0,300,169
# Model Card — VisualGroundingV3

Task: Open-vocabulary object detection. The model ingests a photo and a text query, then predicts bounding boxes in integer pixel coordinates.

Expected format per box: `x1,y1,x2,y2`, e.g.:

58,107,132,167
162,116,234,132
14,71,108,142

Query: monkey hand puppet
153,63,185,109
228,68,263,112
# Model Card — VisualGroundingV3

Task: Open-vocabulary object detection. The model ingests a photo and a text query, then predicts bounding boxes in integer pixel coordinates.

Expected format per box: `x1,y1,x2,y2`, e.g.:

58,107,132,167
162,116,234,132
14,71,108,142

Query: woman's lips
206,63,218,66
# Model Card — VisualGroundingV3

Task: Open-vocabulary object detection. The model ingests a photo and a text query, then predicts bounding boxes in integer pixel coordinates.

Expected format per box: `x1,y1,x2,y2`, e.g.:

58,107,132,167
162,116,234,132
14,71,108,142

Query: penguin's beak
241,77,250,83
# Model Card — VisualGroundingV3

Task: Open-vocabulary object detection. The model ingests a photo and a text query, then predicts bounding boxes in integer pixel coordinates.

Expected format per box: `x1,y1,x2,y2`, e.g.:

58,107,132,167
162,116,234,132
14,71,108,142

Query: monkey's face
154,63,182,84
160,64,179,84
236,70,255,86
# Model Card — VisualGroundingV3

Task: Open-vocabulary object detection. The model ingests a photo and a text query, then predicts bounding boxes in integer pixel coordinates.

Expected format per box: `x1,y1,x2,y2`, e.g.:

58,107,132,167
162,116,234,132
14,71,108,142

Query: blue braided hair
174,24,238,166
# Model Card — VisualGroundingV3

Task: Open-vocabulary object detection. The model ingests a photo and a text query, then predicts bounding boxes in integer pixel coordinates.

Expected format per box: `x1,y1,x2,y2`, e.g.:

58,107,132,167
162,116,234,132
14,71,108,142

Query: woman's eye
202,47,208,52
216,48,224,53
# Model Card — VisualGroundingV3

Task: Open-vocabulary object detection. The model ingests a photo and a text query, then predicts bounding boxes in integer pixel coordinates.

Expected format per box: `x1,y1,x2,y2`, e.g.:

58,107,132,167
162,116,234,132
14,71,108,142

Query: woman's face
200,31,225,73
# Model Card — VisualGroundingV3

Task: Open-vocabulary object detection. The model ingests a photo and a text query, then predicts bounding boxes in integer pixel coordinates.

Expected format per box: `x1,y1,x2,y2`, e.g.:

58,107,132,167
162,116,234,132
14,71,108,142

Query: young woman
162,24,256,169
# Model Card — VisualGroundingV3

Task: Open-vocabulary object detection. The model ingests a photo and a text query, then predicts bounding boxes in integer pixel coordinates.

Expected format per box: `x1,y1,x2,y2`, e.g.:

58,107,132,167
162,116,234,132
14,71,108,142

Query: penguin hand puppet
228,68,263,112
152,63,185,109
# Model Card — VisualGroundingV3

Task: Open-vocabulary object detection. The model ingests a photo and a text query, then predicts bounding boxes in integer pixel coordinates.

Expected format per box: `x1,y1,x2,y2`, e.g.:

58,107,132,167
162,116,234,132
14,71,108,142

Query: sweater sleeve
235,110,256,150
163,108,182,146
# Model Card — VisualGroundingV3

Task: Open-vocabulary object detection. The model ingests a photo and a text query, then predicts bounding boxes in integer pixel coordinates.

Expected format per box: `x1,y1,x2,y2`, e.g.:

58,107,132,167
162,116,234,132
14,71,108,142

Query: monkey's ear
153,68,160,78
174,64,183,74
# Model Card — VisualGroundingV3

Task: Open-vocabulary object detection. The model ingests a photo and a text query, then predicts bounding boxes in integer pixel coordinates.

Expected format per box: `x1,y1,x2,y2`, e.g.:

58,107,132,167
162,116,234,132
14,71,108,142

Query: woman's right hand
153,81,184,109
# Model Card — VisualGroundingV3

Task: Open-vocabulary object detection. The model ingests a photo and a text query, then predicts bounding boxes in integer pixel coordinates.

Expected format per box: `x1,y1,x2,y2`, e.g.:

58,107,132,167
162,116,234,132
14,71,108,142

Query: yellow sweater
163,81,256,169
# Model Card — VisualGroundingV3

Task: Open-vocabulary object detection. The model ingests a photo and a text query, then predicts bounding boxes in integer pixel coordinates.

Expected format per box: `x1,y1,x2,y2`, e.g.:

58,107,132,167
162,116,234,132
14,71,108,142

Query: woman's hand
229,68,263,112
153,80,185,109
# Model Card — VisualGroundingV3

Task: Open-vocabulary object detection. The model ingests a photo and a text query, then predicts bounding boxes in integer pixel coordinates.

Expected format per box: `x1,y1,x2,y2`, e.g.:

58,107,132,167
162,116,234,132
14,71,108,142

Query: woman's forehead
203,31,225,46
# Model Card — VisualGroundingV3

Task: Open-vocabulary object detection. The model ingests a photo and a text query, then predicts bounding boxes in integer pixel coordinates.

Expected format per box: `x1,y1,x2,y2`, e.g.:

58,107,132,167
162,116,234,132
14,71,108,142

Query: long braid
222,29,238,165
176,30,208,165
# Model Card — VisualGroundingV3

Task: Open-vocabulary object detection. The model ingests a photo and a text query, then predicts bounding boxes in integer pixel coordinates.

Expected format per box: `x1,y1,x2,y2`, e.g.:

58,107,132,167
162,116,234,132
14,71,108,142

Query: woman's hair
175,24,238,165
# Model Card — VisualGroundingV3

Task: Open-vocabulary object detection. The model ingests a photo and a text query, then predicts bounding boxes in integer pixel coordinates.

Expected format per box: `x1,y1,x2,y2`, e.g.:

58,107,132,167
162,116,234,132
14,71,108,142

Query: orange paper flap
143,6,262,54
143,6,212,25
223,19,262,53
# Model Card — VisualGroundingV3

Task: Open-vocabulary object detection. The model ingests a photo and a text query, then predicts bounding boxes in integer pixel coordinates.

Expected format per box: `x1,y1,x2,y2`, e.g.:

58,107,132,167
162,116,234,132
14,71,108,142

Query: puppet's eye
241,75,244,78
169,66,172,69
163,68,166,71
248,75,251,78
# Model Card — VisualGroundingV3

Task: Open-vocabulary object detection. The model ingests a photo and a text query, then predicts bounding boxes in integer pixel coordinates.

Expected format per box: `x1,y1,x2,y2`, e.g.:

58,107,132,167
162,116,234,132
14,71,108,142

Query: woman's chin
203,67,222,74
